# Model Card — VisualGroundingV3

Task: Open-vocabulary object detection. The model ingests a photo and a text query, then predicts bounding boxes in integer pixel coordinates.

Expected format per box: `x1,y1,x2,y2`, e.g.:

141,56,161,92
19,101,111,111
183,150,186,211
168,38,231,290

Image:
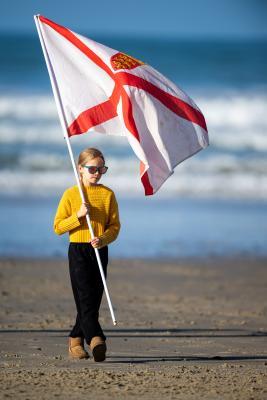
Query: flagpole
34,15,117,326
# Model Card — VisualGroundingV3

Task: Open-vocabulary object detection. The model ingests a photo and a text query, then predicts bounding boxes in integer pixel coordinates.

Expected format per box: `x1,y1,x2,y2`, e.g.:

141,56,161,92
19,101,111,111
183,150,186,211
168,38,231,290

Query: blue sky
1,0,267,38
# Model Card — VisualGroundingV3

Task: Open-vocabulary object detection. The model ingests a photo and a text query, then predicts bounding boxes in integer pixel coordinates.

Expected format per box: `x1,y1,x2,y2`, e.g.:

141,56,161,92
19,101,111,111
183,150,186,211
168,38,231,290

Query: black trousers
68,243,108,344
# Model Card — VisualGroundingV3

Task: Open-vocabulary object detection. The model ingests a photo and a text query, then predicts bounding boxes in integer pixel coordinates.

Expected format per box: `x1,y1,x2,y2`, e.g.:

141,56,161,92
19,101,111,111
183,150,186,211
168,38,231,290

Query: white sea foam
13,152,267,176
196,92,267,151
1,167,267,200
0,91,267,148
0,95,57,120
0,90,267,199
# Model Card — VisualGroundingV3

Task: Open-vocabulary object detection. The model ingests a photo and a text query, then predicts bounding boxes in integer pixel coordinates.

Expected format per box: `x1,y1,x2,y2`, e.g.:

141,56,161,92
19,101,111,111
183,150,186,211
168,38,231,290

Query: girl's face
79,156,105,186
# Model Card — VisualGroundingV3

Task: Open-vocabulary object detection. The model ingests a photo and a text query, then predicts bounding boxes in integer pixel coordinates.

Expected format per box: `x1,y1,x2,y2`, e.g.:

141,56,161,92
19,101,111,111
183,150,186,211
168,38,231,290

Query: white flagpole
34,15,117,326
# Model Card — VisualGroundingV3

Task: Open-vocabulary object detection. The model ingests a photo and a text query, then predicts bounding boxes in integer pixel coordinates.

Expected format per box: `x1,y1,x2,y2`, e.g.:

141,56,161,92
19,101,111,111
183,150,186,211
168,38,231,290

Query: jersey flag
36,15,209,195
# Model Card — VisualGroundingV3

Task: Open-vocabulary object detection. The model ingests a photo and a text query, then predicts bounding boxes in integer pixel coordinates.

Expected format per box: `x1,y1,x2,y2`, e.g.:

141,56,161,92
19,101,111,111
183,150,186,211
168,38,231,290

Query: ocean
0,34,267,258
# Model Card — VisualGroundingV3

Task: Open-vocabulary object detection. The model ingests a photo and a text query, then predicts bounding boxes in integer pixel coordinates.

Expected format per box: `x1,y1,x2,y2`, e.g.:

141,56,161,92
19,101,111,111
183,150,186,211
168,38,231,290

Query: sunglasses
83,165,108,174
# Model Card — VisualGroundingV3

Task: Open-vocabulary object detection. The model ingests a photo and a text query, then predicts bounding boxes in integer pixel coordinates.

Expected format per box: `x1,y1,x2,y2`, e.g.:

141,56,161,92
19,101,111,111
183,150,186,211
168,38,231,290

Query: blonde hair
78,148,105,166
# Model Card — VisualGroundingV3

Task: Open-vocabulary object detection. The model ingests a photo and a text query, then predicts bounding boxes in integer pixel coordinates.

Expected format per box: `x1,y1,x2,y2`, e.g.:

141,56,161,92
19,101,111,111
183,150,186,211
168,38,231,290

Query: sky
1,0,267,38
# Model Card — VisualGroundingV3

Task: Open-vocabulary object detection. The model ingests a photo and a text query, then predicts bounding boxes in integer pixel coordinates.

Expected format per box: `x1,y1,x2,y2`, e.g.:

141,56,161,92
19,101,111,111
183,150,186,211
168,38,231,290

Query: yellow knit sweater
54,184,120,247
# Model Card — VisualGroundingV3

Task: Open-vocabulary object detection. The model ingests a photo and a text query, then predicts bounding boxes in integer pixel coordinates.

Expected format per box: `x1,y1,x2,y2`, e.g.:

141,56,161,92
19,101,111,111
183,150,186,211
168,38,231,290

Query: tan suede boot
90,336,106,362
69,337,89,359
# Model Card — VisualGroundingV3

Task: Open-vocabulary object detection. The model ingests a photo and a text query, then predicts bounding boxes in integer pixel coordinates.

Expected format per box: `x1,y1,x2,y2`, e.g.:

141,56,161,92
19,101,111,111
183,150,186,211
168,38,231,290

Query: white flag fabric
36,15,209,195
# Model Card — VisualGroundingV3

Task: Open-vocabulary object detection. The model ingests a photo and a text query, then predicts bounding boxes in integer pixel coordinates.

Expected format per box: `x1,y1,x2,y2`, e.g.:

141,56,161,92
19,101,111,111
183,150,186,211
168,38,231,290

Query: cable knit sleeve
54,190,81,235
99,191,120,246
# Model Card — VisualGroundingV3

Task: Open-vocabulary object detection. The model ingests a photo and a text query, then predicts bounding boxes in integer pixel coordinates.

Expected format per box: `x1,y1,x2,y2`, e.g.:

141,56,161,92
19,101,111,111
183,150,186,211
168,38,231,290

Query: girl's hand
90,237,102,248
77,203,90,218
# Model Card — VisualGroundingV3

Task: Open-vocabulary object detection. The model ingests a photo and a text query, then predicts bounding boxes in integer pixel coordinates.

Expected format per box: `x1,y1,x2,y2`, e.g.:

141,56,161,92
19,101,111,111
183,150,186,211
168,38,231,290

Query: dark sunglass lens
88,166,98,174
100,166,108,174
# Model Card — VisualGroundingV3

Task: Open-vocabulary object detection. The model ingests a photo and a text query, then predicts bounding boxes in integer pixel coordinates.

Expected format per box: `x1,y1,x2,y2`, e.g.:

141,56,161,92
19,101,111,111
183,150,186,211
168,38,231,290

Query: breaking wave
0,89,267,200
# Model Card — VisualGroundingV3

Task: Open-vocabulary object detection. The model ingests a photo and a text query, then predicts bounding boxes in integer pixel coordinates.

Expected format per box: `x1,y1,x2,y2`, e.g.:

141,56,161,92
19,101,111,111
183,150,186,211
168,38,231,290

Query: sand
0,257,267,399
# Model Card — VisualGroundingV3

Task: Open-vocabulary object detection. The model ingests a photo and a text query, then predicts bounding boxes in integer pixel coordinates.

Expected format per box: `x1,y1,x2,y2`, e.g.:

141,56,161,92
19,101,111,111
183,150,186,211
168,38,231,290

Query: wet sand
0,257,267,399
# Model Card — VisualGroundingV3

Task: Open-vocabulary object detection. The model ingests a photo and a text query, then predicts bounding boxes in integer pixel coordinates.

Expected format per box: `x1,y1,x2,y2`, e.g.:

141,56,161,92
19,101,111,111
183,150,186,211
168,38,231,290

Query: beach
1,27,267,400
1,256,266,399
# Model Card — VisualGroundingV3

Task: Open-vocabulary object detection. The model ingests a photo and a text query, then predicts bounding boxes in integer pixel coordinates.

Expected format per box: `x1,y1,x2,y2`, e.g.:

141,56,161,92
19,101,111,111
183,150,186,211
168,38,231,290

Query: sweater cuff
99,230,118,247
62,213,81,232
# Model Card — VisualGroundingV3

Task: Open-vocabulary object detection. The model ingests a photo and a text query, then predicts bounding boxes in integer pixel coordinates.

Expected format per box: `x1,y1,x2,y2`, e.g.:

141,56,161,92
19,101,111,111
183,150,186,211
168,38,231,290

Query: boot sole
69,349,89,360
69,354,89,360
92,343,106,362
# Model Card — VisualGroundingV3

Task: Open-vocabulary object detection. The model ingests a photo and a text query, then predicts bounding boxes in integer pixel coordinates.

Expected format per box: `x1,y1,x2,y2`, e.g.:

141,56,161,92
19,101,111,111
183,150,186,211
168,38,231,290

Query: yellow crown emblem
111,52,144,71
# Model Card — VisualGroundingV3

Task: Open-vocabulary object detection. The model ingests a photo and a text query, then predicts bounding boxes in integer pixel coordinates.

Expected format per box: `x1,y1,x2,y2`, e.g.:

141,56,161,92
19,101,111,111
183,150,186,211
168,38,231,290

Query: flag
36,15,209,195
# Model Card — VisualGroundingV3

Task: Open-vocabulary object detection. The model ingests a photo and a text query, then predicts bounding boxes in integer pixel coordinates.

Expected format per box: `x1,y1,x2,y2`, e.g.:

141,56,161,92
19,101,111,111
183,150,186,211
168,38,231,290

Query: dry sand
0,257,266,399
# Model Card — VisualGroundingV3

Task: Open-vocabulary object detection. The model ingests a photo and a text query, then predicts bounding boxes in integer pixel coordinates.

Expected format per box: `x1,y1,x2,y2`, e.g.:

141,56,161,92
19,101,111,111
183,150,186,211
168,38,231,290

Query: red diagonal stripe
120,88,140,141
67,100,117,136
68,83,121,136
140,162,154,195
120,89,154,195
39,15,115,80
116,72,207,131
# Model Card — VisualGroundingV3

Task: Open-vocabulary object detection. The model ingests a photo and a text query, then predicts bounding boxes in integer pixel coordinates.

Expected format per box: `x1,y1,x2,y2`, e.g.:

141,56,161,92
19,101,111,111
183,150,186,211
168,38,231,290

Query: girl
54,148,120,362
